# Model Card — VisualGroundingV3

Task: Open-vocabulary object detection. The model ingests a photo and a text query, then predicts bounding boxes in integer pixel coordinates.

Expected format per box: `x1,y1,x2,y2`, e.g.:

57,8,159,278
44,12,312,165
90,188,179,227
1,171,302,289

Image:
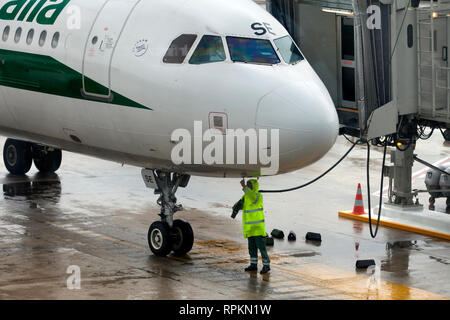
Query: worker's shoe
260,266,271,274
245,265,257,272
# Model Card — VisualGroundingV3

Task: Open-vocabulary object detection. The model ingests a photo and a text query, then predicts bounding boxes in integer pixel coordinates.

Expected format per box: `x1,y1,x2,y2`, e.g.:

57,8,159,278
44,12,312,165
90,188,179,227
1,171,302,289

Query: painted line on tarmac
42,221,335,298
43,220,146,250
43,220,447,300
339,210,450,241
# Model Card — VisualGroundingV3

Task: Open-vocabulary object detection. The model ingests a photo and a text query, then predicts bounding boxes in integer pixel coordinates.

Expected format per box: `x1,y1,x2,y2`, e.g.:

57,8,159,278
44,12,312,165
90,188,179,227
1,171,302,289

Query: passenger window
26,29,34,45
39,30,47,47
14,27,22,43
189,35,226,65
51,32,60,48
226,37,280,65
2,26,10,42
163,34,197,64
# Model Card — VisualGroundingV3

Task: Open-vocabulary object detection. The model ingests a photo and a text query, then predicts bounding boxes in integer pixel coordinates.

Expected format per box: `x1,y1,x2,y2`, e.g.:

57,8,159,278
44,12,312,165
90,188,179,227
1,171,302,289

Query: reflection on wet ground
0,135,449,299
3,173,61,202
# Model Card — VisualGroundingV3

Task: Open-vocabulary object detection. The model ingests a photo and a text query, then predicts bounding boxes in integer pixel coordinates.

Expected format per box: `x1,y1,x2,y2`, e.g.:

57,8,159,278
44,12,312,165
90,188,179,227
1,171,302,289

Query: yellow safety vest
241,179,266,238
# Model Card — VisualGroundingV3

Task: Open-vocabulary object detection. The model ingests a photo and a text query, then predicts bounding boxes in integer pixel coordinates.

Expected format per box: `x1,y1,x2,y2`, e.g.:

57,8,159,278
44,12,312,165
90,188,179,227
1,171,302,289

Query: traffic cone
352,183,367,215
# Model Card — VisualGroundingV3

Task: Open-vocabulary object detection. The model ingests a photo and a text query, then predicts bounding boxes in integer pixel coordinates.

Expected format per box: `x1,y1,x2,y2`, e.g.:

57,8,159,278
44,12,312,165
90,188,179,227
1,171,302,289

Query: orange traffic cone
352,183,367,215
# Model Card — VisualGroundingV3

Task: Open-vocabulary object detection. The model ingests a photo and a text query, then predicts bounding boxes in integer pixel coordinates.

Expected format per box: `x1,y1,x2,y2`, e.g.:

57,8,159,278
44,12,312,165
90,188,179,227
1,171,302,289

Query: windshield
226,37,280,65
274,36,304,64
189,35,226,64
163,34,197,64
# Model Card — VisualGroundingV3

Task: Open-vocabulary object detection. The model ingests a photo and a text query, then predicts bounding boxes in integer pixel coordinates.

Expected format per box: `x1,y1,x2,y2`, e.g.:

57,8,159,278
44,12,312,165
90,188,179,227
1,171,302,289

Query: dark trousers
248,236,270,267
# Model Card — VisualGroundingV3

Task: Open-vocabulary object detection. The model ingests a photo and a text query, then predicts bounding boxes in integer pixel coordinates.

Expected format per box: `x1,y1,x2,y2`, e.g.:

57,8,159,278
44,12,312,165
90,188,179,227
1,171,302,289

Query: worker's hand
240,179,246,188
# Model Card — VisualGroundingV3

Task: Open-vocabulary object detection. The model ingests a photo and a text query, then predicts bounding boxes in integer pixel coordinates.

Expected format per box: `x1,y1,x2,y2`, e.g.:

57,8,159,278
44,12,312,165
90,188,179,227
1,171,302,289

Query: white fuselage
0,0,339,177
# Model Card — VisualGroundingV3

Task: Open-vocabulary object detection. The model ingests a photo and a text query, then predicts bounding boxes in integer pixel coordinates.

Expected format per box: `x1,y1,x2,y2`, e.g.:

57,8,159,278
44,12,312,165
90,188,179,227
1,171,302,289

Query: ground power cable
365,141,388,238
259,139,361,193
259,137,388,239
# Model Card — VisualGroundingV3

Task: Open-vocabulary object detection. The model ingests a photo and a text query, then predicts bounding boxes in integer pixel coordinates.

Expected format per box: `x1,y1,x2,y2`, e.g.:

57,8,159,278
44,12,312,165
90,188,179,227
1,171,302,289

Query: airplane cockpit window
274,36,304,64
164,34,197,64
189,35,226,65
226,37,280,65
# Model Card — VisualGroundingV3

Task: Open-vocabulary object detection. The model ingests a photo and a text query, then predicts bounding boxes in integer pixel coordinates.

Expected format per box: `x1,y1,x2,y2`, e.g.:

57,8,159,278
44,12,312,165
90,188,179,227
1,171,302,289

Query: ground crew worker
239,178,270,274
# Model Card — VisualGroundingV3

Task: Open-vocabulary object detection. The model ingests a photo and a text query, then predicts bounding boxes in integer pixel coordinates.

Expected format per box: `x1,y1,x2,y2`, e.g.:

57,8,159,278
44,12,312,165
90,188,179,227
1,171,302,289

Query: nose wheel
171,219,194,256
143,170,193,257
148,221,173,256
147,219,194,257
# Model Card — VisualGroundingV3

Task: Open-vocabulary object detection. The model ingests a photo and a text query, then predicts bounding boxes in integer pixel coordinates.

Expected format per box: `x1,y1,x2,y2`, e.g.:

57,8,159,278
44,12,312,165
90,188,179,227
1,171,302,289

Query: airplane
0,0,339,257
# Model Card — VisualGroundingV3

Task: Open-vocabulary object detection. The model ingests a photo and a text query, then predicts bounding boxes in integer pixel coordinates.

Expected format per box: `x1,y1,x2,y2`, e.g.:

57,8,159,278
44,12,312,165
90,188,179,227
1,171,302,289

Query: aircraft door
82,0,140,101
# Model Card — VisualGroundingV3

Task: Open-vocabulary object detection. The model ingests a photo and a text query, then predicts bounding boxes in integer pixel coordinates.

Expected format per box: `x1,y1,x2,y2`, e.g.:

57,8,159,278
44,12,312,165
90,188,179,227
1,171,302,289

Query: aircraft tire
33,147,62,173
171,219,194,256
3,139,32,175
148,221,172,256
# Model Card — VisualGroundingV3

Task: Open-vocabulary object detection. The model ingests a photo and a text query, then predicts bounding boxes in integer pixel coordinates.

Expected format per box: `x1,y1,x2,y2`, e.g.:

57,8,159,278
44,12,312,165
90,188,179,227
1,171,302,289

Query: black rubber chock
265,237,274,246
271,229,285,239
305,232,322,242
288,231,296,241
356,259,376,269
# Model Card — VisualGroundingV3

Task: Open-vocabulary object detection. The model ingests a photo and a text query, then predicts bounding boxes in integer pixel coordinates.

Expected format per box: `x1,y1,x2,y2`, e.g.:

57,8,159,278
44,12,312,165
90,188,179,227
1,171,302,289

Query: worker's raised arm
241,179,258,203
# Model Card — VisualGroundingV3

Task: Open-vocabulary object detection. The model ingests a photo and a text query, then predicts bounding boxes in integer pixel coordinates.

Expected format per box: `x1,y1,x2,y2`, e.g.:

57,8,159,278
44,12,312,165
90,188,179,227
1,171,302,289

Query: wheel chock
265,237,274,246
356,259,376,269
288,231,296,241
305,232,321,242
271,229,285,239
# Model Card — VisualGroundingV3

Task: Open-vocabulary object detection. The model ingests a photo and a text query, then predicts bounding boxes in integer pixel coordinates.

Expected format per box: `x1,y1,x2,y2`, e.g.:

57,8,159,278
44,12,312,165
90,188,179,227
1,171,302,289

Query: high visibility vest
241,180,266,238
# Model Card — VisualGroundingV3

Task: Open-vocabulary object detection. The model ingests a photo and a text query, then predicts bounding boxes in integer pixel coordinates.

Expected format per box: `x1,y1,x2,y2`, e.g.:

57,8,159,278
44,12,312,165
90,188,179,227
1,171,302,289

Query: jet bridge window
274,36,304,64
163,34,197,64
189,35,226,65
226,37,280,65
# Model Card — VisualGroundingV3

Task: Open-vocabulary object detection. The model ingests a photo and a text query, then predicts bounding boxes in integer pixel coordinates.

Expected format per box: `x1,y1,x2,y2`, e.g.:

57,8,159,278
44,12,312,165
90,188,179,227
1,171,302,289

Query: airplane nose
256,81,339,171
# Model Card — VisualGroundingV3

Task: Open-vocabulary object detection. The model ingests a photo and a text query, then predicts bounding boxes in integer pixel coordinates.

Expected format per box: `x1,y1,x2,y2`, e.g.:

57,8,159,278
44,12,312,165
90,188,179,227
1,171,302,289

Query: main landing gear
143,170,193,257
3,138,62,175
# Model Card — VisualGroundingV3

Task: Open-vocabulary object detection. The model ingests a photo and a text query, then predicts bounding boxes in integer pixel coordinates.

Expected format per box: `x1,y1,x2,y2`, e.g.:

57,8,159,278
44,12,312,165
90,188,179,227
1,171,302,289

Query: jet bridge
267,0,450,135
267,0,450,236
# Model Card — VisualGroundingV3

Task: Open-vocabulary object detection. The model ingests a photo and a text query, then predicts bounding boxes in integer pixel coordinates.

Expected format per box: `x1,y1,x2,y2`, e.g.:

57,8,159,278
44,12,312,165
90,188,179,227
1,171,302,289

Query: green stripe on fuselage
0,49,151,110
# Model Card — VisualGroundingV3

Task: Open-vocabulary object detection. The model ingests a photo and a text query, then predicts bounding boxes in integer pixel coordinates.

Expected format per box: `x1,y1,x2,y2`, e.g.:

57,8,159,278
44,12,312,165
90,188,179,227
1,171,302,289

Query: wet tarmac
0,135,449,299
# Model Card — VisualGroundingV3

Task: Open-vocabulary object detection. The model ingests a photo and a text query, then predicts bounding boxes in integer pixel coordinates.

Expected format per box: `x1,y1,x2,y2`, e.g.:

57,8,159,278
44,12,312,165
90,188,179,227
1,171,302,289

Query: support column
389,142,421,207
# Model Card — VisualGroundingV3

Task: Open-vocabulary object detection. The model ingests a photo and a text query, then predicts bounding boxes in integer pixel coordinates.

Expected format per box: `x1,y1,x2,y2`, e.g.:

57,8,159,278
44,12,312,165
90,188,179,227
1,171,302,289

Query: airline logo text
0,0,70,25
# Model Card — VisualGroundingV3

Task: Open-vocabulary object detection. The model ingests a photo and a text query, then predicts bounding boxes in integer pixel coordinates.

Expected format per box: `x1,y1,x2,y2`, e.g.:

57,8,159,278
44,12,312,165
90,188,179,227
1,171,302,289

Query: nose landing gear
143,170,193,257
